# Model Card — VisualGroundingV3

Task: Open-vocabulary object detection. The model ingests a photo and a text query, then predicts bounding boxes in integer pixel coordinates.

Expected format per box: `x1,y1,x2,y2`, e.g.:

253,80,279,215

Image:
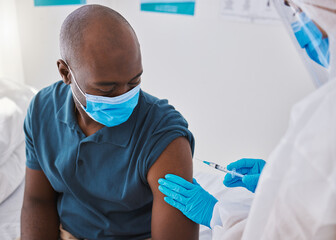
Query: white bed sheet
0,180,24,240
0,79,35,203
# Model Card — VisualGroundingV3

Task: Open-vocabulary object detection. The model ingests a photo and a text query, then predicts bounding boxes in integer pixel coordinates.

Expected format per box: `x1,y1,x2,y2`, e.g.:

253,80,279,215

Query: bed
0,181,24,240
0,79,35,240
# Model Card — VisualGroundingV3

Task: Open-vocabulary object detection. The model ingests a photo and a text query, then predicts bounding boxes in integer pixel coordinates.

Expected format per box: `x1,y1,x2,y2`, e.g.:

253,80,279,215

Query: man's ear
57,59,71,85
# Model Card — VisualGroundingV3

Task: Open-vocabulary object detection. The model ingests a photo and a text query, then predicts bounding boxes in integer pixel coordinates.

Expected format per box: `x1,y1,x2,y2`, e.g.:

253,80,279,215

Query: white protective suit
208,0,336,239
241,0,336,239
211,76,336,239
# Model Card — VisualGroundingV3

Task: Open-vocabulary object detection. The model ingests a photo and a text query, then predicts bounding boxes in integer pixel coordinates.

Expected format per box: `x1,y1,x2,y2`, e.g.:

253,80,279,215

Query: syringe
196,158,244,178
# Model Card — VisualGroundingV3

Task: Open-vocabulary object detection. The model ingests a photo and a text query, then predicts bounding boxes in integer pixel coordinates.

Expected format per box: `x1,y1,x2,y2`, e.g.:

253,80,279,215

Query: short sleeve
24,98,41,170
140,101,195,184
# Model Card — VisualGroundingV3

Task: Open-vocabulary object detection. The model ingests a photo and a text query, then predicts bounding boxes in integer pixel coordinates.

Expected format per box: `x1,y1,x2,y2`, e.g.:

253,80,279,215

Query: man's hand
21,168,60,240
147,137,199,240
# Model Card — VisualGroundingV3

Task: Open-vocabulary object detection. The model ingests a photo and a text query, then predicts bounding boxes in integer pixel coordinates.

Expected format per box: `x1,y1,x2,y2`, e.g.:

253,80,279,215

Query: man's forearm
21,199,60,240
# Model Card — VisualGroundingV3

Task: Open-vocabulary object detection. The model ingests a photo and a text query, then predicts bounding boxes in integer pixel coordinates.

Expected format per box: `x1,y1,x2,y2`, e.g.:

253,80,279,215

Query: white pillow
0,97,25,204
0,79,36,204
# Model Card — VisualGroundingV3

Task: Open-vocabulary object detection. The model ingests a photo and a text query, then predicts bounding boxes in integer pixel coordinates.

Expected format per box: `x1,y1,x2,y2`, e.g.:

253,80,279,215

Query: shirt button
78,159,84,166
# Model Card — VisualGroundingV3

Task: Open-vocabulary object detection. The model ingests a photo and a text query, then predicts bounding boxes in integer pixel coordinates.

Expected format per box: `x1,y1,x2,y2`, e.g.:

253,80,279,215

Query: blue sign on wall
141,0,195,16
34,0,86,6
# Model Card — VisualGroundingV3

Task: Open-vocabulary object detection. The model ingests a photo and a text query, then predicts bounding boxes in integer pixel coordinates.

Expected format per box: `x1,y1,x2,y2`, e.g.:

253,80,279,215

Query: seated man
21,4,198,240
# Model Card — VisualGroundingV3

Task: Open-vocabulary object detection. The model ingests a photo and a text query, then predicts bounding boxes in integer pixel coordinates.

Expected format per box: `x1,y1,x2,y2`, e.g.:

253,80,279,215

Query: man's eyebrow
94,70,143,86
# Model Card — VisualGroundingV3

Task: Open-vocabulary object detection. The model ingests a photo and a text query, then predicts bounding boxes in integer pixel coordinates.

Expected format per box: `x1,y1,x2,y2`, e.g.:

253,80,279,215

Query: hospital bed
0,79,252,240
0,181,24,240
0,79,35,240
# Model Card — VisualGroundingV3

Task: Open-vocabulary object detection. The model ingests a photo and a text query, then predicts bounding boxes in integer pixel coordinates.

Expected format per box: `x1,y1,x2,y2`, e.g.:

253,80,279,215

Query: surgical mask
68,67,141,127
291,12,330,68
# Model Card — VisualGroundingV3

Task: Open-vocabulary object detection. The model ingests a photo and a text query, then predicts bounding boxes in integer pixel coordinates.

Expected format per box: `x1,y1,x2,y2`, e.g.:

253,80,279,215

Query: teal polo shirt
24,81,194,240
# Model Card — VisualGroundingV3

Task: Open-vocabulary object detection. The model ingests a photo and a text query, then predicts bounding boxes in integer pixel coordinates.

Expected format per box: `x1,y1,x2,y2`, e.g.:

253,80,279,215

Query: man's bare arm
21,167,59,240
147,137,199,240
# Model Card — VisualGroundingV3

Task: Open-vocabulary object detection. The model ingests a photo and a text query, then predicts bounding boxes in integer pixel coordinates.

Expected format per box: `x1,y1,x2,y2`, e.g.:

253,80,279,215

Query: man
21,4,198,240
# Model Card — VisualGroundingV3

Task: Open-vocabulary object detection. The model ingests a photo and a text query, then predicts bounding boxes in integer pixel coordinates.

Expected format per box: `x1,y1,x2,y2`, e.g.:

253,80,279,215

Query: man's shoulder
27,81,69,119
35,80,68,102
141,91,176,115
139,91,189,130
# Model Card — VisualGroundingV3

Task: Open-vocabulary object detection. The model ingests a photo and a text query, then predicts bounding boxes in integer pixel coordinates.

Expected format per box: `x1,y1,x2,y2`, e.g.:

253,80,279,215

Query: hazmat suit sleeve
206,181,254,240
242,79,336,240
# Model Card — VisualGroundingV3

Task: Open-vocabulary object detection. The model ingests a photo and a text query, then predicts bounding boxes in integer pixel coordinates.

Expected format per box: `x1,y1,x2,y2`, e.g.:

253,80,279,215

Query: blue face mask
291,12,330,68
69,68,141,127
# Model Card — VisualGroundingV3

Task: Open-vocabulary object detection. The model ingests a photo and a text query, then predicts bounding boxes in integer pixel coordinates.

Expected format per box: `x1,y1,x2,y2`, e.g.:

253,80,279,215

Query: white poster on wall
220,0,280,23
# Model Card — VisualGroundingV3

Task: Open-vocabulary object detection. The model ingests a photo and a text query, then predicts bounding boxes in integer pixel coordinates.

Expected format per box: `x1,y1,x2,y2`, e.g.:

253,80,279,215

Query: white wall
0,0,24,83
15,0,314,168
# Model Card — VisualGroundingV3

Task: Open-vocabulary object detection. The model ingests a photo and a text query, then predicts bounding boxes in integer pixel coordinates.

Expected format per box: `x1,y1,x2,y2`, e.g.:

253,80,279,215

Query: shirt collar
56,87,78,130
56,85,140,148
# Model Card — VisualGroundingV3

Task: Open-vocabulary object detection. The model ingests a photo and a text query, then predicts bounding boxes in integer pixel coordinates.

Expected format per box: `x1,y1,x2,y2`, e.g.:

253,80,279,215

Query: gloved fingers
232,168,250,175
165,174,195,190
242,174,259,184
158,185,176,198
159,185,189,205
223,174,244,188
223,172,244,184
224,180,245,188
244,159,266,174
192,178,200,186
256,159,266,170
164,196,186,213
227,158,259,171
242,174,260,193
158,178,189,196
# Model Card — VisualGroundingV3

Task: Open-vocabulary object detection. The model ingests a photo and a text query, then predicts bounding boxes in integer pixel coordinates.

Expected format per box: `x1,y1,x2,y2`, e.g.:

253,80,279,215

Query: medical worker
159,0,336,238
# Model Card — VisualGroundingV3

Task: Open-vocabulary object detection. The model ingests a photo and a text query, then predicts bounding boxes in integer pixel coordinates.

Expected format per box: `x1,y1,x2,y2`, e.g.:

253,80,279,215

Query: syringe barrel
207,162,243,178
232,172,244,178
215,164,228,172
209,163,228,173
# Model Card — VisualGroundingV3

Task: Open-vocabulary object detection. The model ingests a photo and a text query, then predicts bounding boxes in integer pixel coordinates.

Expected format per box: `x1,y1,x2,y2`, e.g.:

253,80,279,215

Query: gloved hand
158,174,218,228
223,158,266,193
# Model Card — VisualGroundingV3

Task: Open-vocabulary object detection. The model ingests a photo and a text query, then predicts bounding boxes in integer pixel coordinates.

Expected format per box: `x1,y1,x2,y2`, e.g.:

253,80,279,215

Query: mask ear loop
71,84,86,110
67,67,86,97
64,60,87,110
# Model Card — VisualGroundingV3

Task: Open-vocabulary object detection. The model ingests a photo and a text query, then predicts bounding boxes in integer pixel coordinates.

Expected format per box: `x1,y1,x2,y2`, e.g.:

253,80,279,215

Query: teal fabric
24,81,194,239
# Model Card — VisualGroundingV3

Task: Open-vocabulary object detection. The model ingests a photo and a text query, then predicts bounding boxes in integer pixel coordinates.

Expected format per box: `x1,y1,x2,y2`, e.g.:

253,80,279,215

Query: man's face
70,31,143,108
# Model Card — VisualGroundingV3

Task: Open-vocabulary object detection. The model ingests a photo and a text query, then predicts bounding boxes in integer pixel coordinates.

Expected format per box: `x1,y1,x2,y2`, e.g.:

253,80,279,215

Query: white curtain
0,0,24,83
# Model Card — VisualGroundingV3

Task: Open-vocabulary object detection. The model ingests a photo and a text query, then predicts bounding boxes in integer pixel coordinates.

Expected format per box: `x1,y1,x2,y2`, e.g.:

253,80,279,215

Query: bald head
57,4,143,107
59,4,139,69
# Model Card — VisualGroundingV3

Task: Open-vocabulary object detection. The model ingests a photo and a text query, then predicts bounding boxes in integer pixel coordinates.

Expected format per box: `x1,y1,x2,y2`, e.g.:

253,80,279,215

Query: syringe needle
197,157,244,178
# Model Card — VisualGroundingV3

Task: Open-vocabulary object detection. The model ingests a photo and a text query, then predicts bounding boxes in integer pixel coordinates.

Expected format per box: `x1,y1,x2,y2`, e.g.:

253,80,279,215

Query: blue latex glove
223,158,266,193
158,174,218,228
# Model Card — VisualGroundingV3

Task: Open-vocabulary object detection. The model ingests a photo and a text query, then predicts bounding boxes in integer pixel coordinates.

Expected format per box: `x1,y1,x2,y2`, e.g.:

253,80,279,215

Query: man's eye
98,88,114,94
129,79,141,86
